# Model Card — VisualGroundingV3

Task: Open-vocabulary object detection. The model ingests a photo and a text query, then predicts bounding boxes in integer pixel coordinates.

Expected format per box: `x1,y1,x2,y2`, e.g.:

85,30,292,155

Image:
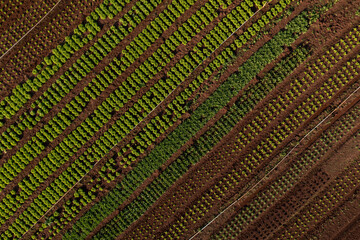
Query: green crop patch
0,0,359,239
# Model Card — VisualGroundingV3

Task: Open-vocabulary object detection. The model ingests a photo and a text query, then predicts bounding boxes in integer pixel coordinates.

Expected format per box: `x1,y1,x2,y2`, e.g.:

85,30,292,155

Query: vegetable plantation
0,0,360,239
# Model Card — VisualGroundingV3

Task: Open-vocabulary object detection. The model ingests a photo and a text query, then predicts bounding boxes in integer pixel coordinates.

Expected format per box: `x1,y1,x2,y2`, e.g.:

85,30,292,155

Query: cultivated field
0,0,360,239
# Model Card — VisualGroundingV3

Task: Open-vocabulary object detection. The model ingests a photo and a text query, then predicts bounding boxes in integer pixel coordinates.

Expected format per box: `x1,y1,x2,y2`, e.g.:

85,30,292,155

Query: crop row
0,0,277,128
0,0,326,238
0,0,174,232
0,0,197,227
0,0,225,206
0,0,147,109
304,131,360,240
0,0,100,121
87,9,313,240
124,22,360,239
27,0,294,238
0,0,223,169
273,108,360,240
94,45,309,240
0,0,349,239
157,44,360,239
0,0,219,162
40,0,286,238
67,3,304,240
37,8,295,240
2,0,169,212
0,0,268,238
0,0,191,192
0,0,145,130
213,101,360,239
162,72,357,239
114,0,304,169
64,37,304,240
0,0,98,91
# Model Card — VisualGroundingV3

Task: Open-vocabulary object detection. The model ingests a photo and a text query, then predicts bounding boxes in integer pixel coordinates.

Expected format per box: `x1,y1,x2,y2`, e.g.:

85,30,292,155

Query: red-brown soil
0,0,58,56
156,60,360,240
193,2,356,239
270,148,360,239
333,202,360,240
0,0,33,32
0,0,175,172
